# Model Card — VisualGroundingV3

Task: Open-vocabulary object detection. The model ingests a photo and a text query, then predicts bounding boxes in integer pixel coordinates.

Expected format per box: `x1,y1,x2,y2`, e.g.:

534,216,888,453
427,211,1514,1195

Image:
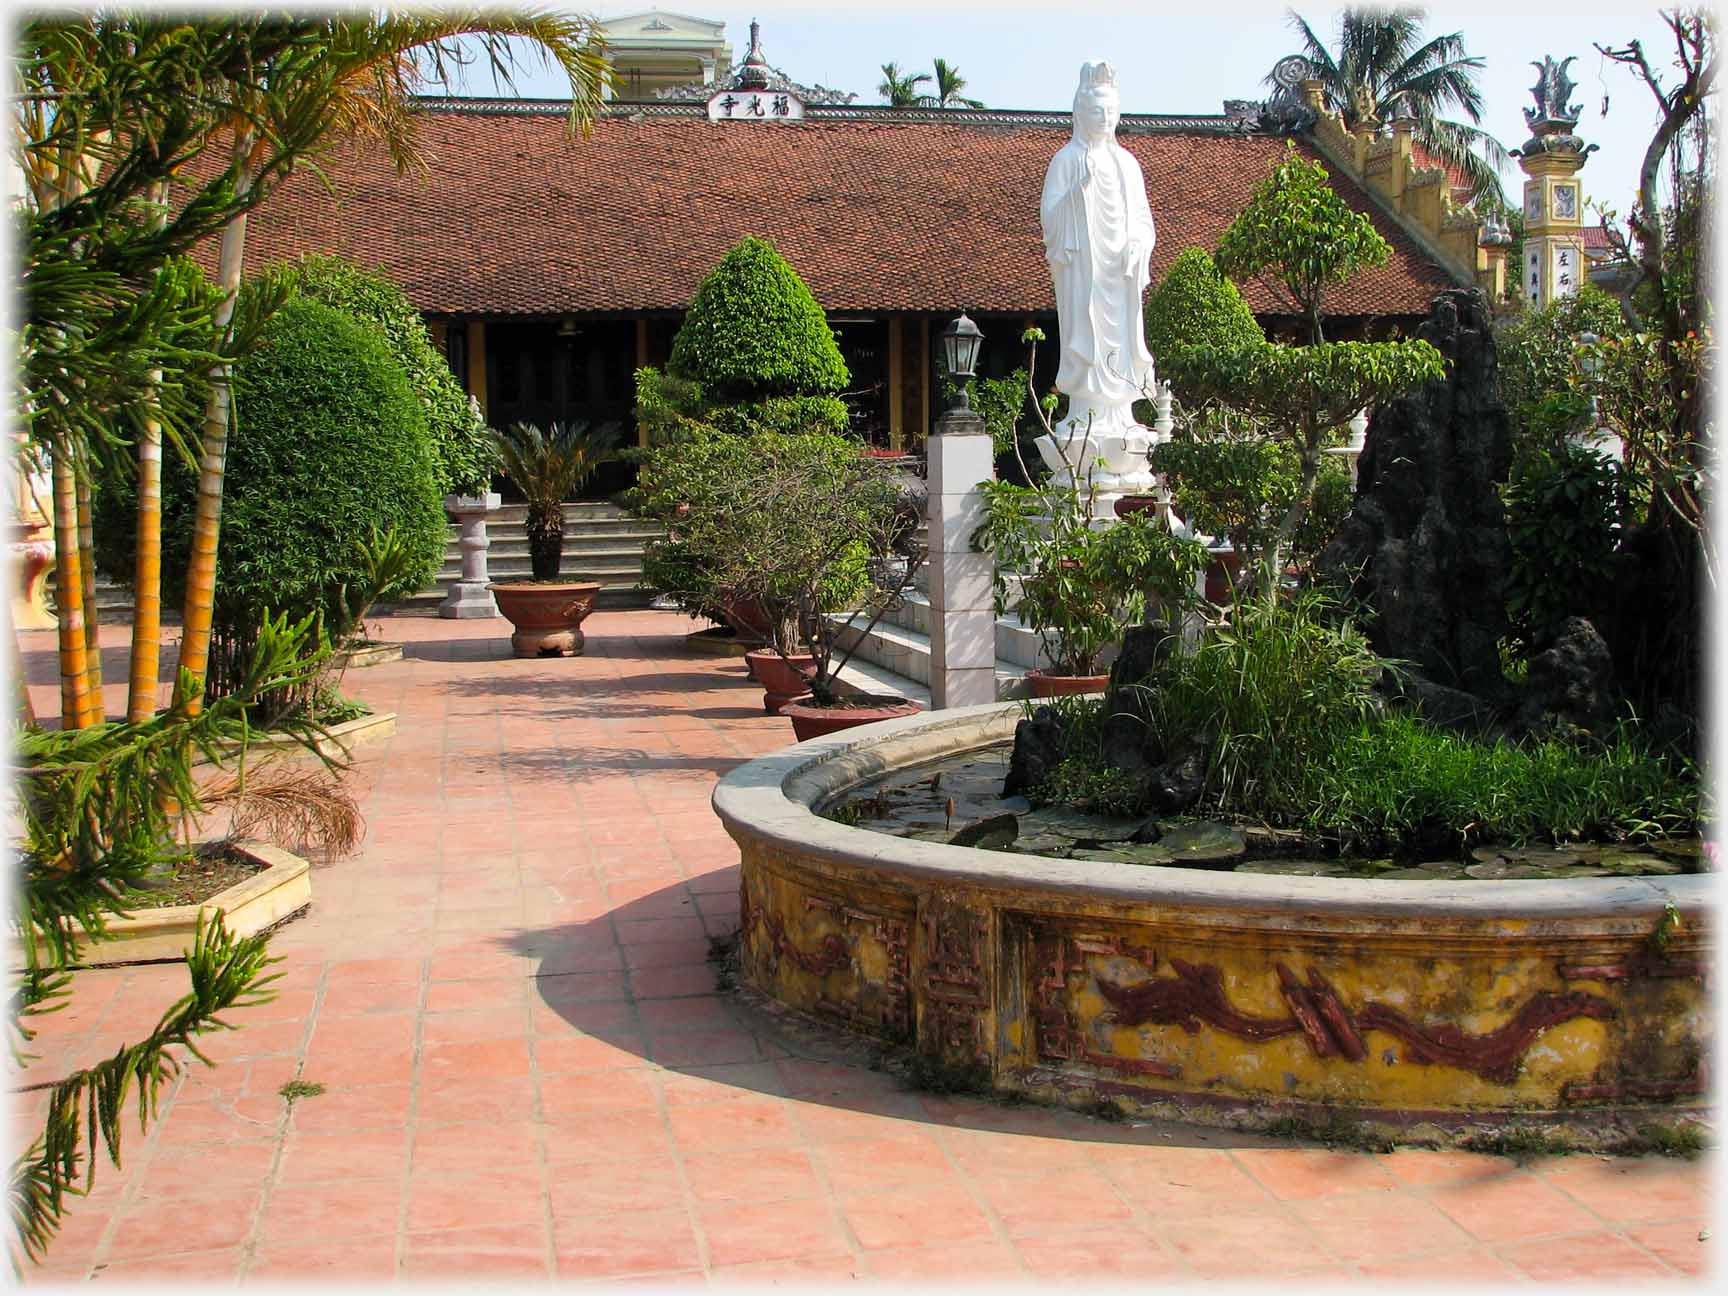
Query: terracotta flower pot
1204,550,1244,604
488,581,602,657
1025,667,1110,698
719,595,774,645
780,695,921,742
744,648,815,713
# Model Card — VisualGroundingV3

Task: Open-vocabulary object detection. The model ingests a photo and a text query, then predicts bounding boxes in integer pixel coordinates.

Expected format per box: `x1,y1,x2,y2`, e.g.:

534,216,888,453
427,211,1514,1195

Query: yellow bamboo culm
176,390,229,718
75,457,103,715
49,442,92,730
176,162,253,719
128,393,165,722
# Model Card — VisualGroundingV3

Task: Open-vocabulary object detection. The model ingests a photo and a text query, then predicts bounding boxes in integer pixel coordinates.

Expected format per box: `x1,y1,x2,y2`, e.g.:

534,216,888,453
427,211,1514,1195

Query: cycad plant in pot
488,420,617,657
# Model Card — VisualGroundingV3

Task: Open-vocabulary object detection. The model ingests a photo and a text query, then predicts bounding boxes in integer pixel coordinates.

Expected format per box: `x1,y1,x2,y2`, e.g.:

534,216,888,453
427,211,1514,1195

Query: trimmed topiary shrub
96,296,447,696
1145,247,1263,362
667,236,849,402
283,254,495,495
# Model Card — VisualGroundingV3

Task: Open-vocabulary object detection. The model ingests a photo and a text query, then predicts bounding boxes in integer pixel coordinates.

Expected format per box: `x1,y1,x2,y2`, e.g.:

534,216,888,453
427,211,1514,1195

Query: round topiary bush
284,254,496,495
97,296,447,690
1145,247,1264,361
668,236,849,402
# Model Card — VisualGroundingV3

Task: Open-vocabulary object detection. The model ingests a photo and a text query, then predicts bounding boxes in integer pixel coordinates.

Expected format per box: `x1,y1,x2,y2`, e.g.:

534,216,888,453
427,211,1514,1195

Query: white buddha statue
1036,60,1160,508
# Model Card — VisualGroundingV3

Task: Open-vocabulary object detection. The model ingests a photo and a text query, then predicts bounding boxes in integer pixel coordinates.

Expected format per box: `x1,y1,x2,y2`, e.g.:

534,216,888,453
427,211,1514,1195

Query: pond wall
712,703,1710,1132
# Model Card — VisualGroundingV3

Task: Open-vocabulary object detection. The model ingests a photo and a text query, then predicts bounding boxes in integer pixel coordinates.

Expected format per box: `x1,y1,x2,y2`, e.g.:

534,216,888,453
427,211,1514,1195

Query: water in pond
824,745,1704,881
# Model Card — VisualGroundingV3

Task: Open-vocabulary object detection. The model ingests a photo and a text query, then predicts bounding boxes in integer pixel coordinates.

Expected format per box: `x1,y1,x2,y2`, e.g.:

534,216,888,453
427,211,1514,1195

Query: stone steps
76,500,666,620
826,610,1030,702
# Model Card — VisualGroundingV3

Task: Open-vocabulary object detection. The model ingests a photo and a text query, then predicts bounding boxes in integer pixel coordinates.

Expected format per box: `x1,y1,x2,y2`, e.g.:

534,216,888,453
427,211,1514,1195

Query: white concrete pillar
926,410,997,709
439,492,502,619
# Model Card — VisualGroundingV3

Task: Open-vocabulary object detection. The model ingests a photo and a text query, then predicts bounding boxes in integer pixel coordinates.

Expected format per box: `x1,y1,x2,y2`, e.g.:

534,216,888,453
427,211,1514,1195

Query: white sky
447,0,1701,223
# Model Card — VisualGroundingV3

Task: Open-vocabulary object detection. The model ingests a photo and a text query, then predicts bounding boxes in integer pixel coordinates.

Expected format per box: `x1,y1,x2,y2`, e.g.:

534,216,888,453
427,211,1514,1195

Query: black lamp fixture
940,312,984,409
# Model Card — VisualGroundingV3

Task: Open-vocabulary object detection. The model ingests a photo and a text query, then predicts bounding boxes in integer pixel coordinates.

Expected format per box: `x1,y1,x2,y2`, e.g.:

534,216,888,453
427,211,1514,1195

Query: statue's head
1072,61,1120,144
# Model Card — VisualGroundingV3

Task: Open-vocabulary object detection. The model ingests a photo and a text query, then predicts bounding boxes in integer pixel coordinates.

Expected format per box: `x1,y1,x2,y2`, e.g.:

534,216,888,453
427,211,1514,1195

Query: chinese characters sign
707,90,804,121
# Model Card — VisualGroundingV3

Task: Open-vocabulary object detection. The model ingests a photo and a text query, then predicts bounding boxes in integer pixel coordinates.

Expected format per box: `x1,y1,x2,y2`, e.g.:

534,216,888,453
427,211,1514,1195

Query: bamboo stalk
128,181,170,723
49,438,91,729
11,626,38,728
176,139,255,717
75,451,102,715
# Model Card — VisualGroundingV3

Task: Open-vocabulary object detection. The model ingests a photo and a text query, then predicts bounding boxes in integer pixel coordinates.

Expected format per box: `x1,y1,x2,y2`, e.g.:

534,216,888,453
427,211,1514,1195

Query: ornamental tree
284,255,498,496
1214,145,1392,346
1164,147,1445,590
656,236,851,436
1145,247,1264,366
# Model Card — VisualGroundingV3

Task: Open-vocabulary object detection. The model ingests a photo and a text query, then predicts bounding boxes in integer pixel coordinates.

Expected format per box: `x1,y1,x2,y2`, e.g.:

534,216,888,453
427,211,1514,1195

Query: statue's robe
1040,137,1157,411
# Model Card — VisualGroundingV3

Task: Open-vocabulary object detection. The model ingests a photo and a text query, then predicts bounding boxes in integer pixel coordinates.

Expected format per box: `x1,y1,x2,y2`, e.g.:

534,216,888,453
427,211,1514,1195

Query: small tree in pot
488,420,617,657
972,328,1211,694
638,429,925,731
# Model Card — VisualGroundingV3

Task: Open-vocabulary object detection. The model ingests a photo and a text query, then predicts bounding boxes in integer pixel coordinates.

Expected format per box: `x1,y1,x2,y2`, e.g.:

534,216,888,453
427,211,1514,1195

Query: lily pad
949,814,1019,851
1157,822,1247,863
1018,809,1146,843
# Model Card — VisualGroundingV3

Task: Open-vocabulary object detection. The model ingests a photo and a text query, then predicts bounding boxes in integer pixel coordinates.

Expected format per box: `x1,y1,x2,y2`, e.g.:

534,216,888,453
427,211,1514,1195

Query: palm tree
1267,6,1510,207
175,11,611,715
878,61,931,107
931,58,985,110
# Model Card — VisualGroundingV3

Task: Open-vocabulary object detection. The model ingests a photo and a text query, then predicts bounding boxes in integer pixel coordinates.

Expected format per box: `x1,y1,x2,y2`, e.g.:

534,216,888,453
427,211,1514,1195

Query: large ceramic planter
719,595,773,645
1025,667,1110,698
488,581,602,657
779,695,921,742
745,649,815,713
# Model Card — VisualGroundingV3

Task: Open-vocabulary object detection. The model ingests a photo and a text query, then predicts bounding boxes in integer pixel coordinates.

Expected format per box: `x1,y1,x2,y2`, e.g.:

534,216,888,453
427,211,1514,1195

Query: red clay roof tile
231,105,1459,320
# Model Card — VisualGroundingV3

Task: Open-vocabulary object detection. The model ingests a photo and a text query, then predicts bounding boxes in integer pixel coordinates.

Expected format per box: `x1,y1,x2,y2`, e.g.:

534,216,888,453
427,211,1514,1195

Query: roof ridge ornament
1514,54,1594,159
737,18,771,90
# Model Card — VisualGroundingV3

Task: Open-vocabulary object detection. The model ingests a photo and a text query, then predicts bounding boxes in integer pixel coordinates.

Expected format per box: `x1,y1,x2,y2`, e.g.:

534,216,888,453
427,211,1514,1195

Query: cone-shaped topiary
1145,247,1264,360
668,236,849,402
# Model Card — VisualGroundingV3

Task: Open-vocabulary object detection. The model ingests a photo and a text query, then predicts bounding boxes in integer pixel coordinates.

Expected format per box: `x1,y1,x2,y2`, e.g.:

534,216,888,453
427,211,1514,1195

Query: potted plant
971,331,1209,697
637,429,925,738
488,420,615,657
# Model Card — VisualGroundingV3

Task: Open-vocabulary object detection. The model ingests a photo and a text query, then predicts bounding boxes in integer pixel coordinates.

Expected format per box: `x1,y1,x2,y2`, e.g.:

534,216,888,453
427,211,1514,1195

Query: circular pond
712,701,1710,1135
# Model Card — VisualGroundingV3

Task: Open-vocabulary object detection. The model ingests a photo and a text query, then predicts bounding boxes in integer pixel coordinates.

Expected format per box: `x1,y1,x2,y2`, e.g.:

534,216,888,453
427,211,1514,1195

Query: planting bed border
713,701,1710,1134
332,641,403,670
27,841,311,968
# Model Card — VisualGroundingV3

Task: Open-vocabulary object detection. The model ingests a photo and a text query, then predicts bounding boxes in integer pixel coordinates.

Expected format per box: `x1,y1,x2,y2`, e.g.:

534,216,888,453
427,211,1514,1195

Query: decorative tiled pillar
926,408,997,709
439,492,502,619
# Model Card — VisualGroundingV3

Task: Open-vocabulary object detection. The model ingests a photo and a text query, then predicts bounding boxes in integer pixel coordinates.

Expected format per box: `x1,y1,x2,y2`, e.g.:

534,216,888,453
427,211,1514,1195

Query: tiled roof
229,101,1459,319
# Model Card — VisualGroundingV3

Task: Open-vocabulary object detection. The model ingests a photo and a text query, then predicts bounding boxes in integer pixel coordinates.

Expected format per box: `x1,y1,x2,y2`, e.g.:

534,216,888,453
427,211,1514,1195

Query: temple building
230,21,1515,463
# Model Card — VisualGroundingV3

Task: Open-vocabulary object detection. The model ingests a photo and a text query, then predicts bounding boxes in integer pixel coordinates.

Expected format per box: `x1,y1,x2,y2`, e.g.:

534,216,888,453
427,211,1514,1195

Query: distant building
598,9,731,101
225,21,1511,462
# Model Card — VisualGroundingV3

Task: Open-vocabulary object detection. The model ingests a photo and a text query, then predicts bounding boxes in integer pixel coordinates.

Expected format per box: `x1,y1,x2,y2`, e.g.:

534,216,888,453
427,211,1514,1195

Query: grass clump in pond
1031,591,1698,857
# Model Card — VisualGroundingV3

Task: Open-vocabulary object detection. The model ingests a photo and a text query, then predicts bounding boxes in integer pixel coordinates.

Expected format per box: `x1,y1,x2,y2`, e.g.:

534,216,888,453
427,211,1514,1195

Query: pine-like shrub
667,236,849,401
284,254,495,495
1145,247,1263,362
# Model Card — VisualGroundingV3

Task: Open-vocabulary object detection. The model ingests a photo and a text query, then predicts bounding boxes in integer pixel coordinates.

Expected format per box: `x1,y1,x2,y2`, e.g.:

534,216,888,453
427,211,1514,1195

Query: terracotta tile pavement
11,610,1715,1284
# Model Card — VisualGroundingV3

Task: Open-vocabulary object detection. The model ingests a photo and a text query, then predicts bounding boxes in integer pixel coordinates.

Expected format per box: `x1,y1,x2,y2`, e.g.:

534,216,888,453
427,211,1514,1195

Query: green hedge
668,236,849,400
284,254,495,495
98,296,446,643
1145,247,1263,362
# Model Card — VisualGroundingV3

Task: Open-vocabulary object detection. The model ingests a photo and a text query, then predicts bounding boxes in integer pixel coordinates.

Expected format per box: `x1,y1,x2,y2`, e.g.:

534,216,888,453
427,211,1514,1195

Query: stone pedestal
1033,405,1158,521
439,492,502,619
927,410,997,709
